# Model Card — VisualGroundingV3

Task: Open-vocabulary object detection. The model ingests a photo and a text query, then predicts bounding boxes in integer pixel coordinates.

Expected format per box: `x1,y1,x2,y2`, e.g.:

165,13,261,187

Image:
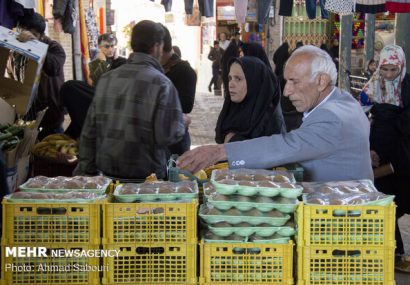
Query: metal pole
395,13,410,72
73,0,83,81
339,15,352,92
365,13,375,63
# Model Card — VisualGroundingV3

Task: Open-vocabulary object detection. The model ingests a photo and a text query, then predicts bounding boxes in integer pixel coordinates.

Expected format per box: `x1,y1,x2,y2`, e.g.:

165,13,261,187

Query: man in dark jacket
208,40,224,94
74,20,185,180
161,25,197,156
14,12,66,140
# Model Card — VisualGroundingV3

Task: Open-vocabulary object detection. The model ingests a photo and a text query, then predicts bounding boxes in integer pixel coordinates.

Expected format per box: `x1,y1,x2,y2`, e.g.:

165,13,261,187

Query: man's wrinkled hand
176,144,227,173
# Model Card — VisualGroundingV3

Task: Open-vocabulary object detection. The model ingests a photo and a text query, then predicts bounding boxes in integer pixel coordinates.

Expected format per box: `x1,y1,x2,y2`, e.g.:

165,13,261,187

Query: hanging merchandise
325,0,355,15
356,0,386,13
84,8,99,60
53,0,77,34
234,0,248,24
199,0,214,17
279,0,293,16
386,0,410,13
161,0,172,12
0,0,27,29
185,0,194,14
257,0,271,24
14,0,35,9
186,0,201,25
306,0,329,19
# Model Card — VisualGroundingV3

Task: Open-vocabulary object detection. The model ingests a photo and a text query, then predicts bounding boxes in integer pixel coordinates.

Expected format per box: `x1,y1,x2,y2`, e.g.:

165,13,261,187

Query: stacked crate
101,197,198,285
200,169,300,285
1,199,101,285
296,199,396,285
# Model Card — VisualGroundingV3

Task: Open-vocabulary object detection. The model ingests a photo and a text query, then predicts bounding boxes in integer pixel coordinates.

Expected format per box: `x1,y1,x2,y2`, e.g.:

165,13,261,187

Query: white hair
289,45,338,86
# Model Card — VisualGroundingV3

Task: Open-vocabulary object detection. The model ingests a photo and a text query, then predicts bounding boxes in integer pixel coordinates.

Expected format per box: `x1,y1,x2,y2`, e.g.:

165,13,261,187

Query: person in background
330,38,340,71
360,45,410,270
61,33,126,139
11,12,66,140
161,25,197,156
215,56,285,143
172,45,182,57
241,42,272,70
232,31,243,46
220,41,241,97
364,59,377,79
208,40,224,94
88,33,127,86
274,42,302,131
74,20,185,180
320,43,332,57
294,41,304,50
177,45,373,183
219,32,230,50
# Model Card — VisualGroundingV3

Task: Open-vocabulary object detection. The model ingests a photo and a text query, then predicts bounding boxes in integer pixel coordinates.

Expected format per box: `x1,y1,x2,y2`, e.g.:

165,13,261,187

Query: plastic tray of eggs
204,183,299,213
20,175,111,194
207,220,295,238
202,230,291,244
199,204,290,227
6,191,103,203
114,180,198,202
210,169,303,198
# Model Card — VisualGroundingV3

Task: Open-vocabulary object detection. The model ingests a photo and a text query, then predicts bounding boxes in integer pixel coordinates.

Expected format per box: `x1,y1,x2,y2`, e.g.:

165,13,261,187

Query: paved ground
189,91,410,283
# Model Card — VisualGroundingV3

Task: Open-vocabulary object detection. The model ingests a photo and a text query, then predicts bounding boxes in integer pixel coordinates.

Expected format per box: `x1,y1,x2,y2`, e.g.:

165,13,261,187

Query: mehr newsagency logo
4,247,119,272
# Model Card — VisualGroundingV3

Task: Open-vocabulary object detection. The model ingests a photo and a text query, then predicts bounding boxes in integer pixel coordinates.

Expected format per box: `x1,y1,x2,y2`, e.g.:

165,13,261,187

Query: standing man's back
74,20,185,179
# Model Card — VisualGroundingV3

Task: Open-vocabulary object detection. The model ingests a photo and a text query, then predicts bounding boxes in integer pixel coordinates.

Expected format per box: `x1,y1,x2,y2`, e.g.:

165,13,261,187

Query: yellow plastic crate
103,200,198,244
297,245,395,285
102,243,197,285
200,241,294,285
1,200,101,245
1,244,100,285
296,203,395,247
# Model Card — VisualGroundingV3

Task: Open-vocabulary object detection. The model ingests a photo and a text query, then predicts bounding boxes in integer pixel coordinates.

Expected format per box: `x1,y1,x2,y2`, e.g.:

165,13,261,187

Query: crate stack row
1,176,109,285
199,169,303,285
102,180,199,285
296,180,396,285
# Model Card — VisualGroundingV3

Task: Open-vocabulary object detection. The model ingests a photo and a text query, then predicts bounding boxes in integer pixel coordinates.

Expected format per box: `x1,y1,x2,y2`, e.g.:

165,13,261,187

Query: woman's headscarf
241,43,272,71
362,45,407,107
272,42,290,78
215,56,284,143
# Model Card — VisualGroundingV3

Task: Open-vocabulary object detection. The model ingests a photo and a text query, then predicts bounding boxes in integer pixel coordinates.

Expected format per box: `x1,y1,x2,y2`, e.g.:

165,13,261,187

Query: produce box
0,25,48,191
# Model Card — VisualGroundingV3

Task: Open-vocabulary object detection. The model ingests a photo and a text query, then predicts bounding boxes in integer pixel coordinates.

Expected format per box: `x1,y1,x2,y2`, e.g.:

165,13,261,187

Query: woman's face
228,63,247,103
380,64,401,81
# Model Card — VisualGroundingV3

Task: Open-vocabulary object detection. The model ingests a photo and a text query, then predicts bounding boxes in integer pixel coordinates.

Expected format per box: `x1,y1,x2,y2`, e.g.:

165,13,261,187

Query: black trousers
60,80,95,139
209,65,221,90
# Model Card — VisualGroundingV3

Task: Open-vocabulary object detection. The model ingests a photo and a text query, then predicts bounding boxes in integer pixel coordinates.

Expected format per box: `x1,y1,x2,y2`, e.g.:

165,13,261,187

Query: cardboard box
0,26,48,191
0,25,48,116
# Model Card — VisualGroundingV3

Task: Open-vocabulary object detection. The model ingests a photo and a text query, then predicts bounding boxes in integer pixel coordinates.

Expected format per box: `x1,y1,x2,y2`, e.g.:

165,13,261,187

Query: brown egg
236,196,251,202
329,198,345,205
266,210,283,217
206,208,221,215
213,194,229,201
25,181,43,188
84,182,98,189
45,181,64,189
176,186,193,193
349,197,366,205
319,186,336,194
236,222,251,227
32,176,49,183
273,175,291,183
238,181,256,187
63,180,82,189
253,174,272,181
158,186,174,194
307,198,326,205
358,186,373,193
258,181,279,188
256,196,274,203
219,179,237,185
225,208,242,216
245,209,263,217
213,222,231,227
121,188,137,194
138,187,156,194
280,182,296,189
234,174,253,181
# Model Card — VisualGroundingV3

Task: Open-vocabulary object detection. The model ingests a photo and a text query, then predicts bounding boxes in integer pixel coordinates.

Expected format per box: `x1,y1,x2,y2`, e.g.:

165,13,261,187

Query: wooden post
365,13,375,63
339,14,352,92
395,13,410,71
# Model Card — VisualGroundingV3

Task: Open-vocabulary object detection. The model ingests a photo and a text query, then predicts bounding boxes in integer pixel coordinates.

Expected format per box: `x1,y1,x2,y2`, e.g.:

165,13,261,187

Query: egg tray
204,184,299,213
208,222,296,238
19,176,111,194
301,179,378,195
202,231,290,245
210,170,302,198
199,205,290,226
302,193,395,207
5,193,106,203
113,181,199,202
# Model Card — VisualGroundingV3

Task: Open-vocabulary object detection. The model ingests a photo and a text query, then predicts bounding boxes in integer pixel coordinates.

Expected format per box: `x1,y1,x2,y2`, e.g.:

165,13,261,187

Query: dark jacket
25,36,66,139
53,0,76,34
370,73,410,173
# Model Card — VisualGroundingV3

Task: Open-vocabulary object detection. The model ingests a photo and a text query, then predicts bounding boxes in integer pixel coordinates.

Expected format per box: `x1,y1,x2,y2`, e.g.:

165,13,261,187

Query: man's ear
317,73,331,92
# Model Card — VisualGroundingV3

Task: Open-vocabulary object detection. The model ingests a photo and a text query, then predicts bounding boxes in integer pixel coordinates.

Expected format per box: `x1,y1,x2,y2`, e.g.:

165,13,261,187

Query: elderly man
74,20,185,180
177,45,373,182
